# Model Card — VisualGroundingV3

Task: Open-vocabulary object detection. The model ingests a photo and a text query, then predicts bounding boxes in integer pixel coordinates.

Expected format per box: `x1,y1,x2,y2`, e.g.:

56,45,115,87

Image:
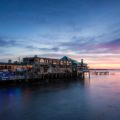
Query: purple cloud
58,36,120,54
99,38,120,53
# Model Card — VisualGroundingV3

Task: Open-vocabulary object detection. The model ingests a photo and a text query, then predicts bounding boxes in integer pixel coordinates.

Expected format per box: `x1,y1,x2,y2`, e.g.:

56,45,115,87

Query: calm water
0,70,120,120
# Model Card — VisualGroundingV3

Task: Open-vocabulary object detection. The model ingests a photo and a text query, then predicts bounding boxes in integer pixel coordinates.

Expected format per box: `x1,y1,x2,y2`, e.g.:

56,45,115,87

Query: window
53,60,57,64
34,58,39,63
67,61,69,65
46,59,49,63
5,66,7,69
48,60,51,63
8,66,11,70
40,59,44,63
60,61,63,65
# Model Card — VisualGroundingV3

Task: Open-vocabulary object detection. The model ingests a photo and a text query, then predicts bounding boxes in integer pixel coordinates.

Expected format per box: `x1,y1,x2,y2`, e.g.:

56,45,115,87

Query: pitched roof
61,56,87,66
60,56,72,61
61,56,79,65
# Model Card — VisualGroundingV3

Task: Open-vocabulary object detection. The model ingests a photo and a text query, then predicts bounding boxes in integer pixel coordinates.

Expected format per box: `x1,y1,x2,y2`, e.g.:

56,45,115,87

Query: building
0,62,32,71
0,56,89,80
23,56,89,76
23,56,71,66
61,56,89,76
0,56,88,73
23,56,72,74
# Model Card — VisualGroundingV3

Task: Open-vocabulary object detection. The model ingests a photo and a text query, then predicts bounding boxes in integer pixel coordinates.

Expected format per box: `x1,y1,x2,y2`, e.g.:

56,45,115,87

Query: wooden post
89,71,90,79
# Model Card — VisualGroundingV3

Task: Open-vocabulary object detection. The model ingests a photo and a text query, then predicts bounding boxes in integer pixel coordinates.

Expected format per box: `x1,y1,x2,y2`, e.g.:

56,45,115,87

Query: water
0,70,120,120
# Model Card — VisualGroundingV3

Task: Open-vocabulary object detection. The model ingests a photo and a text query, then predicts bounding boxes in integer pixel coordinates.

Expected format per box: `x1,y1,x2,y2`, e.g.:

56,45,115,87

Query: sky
0,0,120,69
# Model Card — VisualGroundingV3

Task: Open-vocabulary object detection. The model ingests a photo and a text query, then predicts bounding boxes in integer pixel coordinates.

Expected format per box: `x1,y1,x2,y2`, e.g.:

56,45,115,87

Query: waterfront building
0,62,32,71
0,55,88,76
23,56,89,76
23,56,72,75
61,56,89,76
0,56,89,81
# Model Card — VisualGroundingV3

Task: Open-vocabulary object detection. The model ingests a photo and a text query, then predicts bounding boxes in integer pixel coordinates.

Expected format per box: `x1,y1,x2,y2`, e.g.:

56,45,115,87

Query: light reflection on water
0,70,120,120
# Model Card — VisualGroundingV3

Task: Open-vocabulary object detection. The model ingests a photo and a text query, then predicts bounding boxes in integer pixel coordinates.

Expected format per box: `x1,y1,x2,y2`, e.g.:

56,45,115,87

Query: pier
90,69,110,75
0,70,90,86
94,70,109,75
0,56,90,85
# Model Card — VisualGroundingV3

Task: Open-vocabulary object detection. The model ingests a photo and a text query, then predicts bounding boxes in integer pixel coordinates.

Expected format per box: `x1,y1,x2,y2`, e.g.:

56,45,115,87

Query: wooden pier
0,70,90,86
94,71,109,75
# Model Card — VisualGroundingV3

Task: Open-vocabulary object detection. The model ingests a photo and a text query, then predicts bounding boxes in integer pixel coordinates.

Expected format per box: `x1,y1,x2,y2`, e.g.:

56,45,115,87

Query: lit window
60,61,63,65
40,59,44,63
53,60,56,64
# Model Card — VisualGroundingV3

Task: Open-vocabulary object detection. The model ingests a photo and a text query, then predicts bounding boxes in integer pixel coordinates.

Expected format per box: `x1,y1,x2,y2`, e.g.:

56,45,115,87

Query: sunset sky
0,0,120,69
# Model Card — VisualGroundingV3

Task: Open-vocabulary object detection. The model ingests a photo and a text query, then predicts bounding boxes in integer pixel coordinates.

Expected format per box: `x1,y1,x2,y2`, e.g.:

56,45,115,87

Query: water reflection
0,70,120,120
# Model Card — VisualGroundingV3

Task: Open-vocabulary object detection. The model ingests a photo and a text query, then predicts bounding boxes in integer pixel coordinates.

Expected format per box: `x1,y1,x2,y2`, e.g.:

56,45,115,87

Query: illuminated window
40,59,44,63
67,61,69,65
64,61,66,64
60,61,63,65
53,60,57,64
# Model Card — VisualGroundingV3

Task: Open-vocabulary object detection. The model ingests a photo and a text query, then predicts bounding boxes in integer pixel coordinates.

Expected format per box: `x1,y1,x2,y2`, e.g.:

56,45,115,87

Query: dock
90,69,110,75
